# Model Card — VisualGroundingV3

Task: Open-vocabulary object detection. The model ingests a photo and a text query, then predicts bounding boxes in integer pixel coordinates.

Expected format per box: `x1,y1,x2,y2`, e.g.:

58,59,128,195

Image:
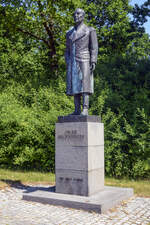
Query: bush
0,80,73,171
90,56,150,179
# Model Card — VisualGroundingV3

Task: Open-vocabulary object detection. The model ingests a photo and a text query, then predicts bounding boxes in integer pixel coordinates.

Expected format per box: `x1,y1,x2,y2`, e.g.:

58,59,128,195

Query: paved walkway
0,184,150,225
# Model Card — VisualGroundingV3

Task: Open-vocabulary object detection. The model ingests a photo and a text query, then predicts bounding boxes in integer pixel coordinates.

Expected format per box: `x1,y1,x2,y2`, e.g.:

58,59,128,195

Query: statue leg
69,94,81,115
81,93,89,116
74,94,81,114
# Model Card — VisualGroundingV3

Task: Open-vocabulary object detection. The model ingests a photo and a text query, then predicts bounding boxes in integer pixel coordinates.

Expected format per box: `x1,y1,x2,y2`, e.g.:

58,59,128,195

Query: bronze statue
65,8,98,115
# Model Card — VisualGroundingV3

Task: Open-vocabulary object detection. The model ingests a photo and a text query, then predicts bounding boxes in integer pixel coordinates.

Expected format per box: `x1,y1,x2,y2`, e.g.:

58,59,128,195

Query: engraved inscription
76,178,83,182
58,130,84,142
58,177,83,182
65,177,72,181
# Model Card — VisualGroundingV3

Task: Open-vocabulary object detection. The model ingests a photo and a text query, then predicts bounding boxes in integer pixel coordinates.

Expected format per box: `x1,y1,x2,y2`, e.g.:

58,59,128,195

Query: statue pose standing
65,8,98,115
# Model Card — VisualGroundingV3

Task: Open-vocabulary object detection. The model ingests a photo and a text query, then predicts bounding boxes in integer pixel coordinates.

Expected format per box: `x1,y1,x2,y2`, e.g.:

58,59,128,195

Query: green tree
131,0,150,32
0,0,86,74
0,0,135,71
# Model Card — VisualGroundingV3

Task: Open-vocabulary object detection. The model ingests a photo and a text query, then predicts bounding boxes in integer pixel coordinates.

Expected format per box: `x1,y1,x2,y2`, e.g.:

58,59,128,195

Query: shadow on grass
0,179,56,193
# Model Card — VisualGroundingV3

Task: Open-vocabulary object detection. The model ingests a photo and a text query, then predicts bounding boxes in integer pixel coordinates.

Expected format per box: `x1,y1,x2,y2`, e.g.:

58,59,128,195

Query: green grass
105,177,150,197
0,168,55,189
0,169,150,197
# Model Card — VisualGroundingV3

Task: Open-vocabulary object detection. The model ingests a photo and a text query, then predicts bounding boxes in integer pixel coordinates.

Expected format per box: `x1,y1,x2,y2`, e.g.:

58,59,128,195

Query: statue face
74,9,84,24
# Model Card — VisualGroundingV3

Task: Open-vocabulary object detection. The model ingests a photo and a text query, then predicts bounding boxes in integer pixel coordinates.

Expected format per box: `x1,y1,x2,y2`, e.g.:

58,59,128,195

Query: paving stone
0,185,150,225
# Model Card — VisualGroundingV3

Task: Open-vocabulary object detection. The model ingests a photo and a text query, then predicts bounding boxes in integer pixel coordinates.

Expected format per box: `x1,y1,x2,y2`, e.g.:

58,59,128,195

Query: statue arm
89,28,98,71
65,34,70,63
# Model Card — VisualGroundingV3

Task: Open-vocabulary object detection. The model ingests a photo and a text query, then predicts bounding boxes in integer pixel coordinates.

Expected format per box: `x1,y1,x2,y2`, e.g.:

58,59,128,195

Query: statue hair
74,8,85,17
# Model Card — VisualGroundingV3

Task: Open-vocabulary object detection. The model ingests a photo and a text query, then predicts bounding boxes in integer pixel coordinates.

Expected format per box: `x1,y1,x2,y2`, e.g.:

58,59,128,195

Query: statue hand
91,62,96,72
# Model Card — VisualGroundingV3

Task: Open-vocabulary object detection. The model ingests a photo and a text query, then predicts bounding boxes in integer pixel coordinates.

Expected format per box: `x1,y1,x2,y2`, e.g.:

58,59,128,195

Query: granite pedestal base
22,186,134,213
55,115,104,196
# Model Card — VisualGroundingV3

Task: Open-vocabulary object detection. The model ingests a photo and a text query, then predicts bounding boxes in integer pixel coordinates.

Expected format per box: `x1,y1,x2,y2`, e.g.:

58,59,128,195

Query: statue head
73,8,85,25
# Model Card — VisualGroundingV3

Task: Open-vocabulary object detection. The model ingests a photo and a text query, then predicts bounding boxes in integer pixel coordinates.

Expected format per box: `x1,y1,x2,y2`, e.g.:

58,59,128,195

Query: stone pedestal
55,115,104,196
23,115,134,213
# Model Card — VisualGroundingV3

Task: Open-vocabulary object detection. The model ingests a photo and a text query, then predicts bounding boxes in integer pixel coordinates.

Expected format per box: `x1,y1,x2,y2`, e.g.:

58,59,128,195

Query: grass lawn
0,169,55,189
105,177,150,197
0,169,150,197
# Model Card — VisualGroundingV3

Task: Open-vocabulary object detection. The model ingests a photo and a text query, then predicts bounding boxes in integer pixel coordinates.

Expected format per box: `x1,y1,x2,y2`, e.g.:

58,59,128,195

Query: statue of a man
65,8,98,115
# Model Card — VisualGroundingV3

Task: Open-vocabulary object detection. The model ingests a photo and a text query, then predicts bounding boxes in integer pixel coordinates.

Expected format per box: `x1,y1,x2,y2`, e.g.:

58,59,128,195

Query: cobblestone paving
0,185,150,225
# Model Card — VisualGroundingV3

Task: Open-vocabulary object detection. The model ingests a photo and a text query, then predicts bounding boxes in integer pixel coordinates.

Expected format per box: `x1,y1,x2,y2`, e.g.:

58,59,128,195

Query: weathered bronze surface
65,8,98,115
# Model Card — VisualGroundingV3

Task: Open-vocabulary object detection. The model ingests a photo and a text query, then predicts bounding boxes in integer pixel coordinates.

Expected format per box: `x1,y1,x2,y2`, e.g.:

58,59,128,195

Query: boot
81,93,89,116
69,94,81,115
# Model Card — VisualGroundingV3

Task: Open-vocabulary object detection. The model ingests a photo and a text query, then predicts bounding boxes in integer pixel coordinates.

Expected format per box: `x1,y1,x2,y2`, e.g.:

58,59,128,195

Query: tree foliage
131,0,150,27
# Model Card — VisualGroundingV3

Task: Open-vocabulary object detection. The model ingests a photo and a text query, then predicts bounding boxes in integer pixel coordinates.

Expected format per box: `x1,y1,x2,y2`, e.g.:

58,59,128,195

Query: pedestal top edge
57,115,101,123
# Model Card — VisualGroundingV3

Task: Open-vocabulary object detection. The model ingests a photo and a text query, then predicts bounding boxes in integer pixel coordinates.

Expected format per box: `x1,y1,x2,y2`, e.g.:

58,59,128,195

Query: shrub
0,80,73,171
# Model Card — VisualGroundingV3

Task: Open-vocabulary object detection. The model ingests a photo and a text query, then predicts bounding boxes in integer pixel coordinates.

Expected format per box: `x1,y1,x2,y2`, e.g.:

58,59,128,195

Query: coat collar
69,24,88,42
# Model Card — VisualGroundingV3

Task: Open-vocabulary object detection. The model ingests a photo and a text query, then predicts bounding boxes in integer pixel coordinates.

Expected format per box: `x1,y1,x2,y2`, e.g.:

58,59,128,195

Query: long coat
65,23,98,96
